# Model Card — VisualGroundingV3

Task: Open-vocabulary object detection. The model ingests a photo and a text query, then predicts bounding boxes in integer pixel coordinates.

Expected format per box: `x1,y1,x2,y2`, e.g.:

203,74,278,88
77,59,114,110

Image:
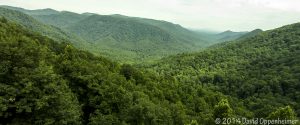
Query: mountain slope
145,22,300,117
32,11,90,28
2,6,246,45
237,29,263,40
4,7,214,63
0,17,248,125
0,7,90,48
130,17,211,46
215,30,248,41
63,14,201,62
0,5,59,15
1,12,299,125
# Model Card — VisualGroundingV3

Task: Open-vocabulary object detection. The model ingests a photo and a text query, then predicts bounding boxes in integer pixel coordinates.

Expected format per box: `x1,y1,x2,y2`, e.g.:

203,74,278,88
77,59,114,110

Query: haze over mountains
0,5,257,63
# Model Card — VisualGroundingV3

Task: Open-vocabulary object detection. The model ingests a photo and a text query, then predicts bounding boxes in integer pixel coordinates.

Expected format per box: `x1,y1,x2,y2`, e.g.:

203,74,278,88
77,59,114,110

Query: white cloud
0,0,299,31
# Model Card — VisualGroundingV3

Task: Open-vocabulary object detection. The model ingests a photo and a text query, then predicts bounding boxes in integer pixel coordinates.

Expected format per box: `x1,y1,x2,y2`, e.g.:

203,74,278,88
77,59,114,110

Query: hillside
0,9,299,125
2,17,298,125
144,22,300,118
2,6,254,63
0,7,90,48
3,17,277,125
64,15,204,62
130,17,212,45
33,11,90,28
215,30,248,41
237,29,263,40
4,6,247,63
0,17,167,124
0,5,59,15
32,11,210,62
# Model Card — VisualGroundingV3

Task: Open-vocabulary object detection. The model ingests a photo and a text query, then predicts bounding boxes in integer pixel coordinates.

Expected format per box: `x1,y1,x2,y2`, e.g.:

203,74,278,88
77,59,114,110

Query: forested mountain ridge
129,17,211,46
1,6,250,63
215,30,248,41
0,17,242,125
0,5,59,15
65,15,177,43
33,11,90,28
63,14,204,63
31,10,209,63
1,5,299,125
0,7,90,48
1,6,257,63
237,29,263,40
144,22,300,118
0,10,299,125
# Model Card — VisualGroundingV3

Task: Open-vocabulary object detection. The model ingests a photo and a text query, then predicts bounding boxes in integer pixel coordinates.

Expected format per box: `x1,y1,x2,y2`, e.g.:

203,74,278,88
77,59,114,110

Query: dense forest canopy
0,5,299,125
143,22,300,118
0,17,226,125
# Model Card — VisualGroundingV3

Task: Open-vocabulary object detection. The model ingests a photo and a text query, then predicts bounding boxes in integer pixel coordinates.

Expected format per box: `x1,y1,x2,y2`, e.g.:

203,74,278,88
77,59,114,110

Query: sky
0,0,300,31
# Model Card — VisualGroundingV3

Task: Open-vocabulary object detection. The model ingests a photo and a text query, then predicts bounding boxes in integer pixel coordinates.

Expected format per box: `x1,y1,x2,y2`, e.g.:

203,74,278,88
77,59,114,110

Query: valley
0,5,249,63
0,4,299,125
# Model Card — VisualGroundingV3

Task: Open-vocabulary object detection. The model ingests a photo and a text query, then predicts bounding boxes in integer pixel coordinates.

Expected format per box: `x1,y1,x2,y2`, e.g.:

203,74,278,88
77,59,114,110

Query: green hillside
64,15,204,62
215,30,248,41
33,11,90,28
0,17,237,125
144,22,300,119
1,6,254,63
1,17,299,125
3,6,234,63
189,29,248,43
0,5,59,15
237,29,263,40
1,2,300,123
130,17,211,46
0,7,90,48
32,11,210,63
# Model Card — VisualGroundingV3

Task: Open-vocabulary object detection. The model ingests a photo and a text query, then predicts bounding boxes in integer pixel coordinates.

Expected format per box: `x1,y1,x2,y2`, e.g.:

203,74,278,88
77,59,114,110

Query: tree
120,64,136,80
185,120,199,125
267,106,297,120
213,99,233,119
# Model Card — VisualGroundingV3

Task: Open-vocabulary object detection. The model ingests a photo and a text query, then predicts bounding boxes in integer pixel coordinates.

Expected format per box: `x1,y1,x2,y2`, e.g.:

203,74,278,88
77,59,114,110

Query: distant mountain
237,29,263,40
1,5,299,125
33,11,90,28
130,17,210,46
215,30,248,41
0,7,89,48
193,29,252,43
0,6,250,63
1,17,184,124
0,5,59,15
5,6,215,63
63,14,205,62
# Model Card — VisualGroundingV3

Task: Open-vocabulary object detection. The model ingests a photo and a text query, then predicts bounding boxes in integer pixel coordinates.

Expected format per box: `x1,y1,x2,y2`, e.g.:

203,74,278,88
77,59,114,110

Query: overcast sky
0,0,300,31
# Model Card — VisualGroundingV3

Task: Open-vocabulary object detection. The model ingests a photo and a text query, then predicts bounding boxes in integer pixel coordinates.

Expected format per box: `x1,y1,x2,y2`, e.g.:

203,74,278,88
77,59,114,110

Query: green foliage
0,17,222,125
236,29,263,40
0,18,82,124
215,30,248,41
0,7,92,53
1,5,300,125
1,6,251,63
144,22,300,120
61,14,205,63
5,6,223,63
185,120,199,125
213,99,233,119
0,5,59,15
267,106,297,120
